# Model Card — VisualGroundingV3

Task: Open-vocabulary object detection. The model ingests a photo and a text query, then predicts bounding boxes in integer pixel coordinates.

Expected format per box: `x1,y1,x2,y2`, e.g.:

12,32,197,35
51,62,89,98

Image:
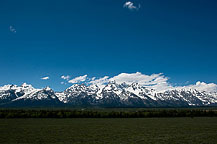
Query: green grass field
0,118,217,144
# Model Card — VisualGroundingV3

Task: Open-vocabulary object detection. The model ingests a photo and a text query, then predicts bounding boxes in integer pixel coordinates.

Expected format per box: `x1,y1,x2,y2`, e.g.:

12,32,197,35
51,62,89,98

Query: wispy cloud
123,1,141,11
61,75,70,81
89,76,109,88
110,72,171,91
41,76,49,80
68,75,87,84
175,81,217,93
9,26,16,33
61,82,67,85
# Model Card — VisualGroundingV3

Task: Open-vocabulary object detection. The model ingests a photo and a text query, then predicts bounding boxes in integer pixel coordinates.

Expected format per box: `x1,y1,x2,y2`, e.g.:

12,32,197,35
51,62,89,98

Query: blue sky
0,0,217,91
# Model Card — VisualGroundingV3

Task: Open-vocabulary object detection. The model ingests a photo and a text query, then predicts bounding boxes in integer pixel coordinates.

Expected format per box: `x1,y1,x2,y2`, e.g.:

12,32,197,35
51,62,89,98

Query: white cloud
89,76,109,88
61,75,70,80
175,81,217,93
86,72,171,92
61,82,67,85
64,72,217,93
109,72,217,92
68,75,87,84
110,72,171,91
41,76,49,80
91,77,96,81
9,26,16,33
110,72,167,85
123,1,141,11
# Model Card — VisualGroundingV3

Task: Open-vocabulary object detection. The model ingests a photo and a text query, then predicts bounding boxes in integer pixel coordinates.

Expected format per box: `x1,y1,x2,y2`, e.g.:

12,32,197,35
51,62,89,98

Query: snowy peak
66,84,87,93
0,84,59,104
0,83,35,93
0,84,18,91
103,82,122,92
43,86,52,92
21,83,32,88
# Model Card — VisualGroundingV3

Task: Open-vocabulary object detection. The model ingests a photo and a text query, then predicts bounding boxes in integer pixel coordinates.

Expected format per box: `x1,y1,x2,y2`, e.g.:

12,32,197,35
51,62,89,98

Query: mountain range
0,82,217,107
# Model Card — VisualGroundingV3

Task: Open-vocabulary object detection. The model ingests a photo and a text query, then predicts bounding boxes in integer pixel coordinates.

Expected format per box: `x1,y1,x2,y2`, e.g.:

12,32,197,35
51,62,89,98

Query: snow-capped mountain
0,83,62,107
0,82,217,107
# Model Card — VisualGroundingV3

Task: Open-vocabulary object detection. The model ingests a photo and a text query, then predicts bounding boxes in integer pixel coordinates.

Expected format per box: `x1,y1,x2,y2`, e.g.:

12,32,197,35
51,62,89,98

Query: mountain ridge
0,82,217,107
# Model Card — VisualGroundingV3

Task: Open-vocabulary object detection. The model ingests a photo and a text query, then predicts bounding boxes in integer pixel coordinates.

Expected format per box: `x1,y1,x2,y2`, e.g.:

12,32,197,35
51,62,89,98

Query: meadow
0,117,217,144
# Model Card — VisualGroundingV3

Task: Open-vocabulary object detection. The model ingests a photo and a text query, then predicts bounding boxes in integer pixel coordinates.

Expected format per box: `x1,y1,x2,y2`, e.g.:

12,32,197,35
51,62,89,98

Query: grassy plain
0,117,217,144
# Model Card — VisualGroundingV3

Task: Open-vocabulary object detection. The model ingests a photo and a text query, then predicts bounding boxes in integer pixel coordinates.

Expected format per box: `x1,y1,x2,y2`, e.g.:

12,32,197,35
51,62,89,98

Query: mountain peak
21,83,33,88
44,86,52,91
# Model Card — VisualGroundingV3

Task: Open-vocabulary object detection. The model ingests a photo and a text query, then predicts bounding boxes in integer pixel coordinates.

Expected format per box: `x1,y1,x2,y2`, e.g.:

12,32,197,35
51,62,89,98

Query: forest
0,108,217,118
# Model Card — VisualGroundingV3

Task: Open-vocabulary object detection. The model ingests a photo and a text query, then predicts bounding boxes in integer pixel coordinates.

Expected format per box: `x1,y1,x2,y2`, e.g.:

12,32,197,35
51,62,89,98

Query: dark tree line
0,109,217,118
